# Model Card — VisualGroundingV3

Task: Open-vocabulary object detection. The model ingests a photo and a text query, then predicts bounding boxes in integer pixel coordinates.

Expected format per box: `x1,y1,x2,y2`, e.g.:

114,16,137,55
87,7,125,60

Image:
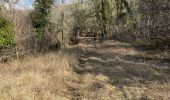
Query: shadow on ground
68,40,170,86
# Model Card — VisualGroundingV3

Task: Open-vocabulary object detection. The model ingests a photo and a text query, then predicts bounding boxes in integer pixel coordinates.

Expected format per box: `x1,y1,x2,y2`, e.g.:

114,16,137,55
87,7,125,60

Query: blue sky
17,0,34,9
18,0,73,9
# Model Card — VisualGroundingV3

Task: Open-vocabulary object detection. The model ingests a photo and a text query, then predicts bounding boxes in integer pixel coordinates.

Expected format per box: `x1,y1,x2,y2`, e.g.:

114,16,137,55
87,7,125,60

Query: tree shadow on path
68,40,170,86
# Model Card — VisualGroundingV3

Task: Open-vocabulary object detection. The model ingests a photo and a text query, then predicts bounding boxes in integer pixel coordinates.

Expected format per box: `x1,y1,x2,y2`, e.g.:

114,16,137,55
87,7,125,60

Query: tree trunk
101,0,107,39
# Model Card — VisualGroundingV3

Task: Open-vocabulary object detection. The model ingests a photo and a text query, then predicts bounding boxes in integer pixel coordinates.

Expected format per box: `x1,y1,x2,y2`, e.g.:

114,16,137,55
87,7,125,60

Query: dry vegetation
0,40,170,100
0,0,170,100
0,52,76,99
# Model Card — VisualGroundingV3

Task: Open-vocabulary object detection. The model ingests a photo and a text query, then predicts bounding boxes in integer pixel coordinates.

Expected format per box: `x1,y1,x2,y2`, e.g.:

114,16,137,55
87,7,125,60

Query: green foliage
0,18,14,48
31,0,54,38
116,0,133,20
0,7,2,12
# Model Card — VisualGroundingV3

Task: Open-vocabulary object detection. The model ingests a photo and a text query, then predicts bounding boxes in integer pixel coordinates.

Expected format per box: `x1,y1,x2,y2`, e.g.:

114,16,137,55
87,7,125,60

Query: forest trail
66,40,170,100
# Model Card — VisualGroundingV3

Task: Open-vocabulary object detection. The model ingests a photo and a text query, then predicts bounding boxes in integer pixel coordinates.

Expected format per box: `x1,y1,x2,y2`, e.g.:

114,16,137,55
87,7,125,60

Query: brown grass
0,52,76,100
72,40,170,100
0,41,170,100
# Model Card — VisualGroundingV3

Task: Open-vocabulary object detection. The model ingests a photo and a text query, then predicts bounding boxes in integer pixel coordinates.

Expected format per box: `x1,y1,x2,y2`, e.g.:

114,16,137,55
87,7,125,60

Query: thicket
31,0,61,52
70,0,135,42
0,6,15,62
135,0,170,50
0,0,169,59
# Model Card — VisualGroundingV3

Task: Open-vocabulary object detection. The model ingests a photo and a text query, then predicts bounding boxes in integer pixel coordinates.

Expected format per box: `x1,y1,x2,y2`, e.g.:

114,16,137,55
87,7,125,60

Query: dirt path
66,40,170,100
1,40,169,100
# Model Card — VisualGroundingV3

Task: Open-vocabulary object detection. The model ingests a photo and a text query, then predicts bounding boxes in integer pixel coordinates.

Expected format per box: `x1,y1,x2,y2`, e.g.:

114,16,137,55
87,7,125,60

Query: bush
0,18,14,49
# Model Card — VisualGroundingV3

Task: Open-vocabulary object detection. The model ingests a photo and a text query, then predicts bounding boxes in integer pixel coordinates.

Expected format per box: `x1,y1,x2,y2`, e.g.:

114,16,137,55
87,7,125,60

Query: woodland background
0,0,169,99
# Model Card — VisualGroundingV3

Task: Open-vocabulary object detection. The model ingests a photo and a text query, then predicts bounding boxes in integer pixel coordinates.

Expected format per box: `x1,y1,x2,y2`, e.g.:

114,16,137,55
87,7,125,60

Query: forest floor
0,40,170,100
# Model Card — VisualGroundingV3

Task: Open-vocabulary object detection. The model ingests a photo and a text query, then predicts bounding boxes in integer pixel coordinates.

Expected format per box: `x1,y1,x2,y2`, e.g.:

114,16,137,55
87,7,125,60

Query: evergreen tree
31,0,54,38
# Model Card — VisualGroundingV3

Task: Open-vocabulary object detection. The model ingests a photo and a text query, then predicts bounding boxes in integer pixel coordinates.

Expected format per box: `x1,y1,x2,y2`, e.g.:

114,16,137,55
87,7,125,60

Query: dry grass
73,40,170,100
0,52,76,100
0,41,170,100
0,51,121,100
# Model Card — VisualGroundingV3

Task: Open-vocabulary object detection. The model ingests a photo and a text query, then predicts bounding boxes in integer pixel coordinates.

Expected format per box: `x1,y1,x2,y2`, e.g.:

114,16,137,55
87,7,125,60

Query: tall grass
0,52,76,100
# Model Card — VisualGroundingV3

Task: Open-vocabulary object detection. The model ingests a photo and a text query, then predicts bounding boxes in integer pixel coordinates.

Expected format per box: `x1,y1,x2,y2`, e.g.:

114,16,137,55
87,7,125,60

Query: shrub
0,18,14,49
